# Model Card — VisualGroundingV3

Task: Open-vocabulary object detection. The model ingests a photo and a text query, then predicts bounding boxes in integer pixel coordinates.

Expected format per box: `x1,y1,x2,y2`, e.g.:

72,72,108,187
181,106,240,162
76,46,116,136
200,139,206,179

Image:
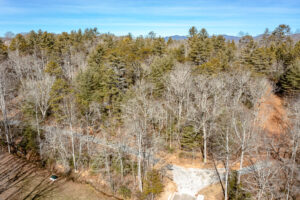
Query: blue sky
0,0,300,37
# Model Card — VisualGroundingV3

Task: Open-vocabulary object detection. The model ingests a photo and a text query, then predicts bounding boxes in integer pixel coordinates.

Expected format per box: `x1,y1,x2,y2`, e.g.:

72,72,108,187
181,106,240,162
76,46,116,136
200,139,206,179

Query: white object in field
168,193,175,200
196,195,204,200
168,192,196,200
50,175,58,181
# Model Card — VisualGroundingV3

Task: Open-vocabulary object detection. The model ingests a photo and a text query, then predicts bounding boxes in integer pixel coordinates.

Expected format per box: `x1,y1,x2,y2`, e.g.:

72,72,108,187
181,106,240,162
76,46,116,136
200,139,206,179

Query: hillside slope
258,88,288,136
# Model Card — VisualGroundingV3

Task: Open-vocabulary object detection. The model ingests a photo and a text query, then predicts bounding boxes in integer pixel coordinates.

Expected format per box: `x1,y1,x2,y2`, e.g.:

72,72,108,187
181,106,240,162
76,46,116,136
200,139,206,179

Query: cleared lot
0,152,114,200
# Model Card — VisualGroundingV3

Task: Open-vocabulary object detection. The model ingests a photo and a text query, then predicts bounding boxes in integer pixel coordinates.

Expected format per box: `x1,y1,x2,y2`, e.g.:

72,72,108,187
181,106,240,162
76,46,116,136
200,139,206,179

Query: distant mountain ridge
165,33,300,42
164,35,242,42
164,35,188,41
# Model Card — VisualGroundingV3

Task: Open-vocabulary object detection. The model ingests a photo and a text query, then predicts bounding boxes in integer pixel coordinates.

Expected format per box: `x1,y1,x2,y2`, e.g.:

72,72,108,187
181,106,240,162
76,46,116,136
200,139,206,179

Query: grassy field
0,151,114,200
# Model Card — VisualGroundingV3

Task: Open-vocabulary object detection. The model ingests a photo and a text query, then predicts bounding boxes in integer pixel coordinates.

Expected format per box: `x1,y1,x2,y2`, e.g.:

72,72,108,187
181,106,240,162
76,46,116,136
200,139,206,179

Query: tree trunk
0,90,10,154
286,132,299,200
224,129,229,200
203,123,207,163
70,123,77,172
138,131,143,192
119,150,124,181
238,130,246,184
104,149,113,190
4,123,10,154
35,103,42,158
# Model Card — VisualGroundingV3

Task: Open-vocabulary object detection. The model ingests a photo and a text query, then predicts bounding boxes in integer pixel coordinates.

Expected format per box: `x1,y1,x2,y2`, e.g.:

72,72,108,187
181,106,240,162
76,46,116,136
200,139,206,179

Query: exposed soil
257,87,288,136
157,150,224,169
197,183,223,200
158,178,177,200
0,151,114,200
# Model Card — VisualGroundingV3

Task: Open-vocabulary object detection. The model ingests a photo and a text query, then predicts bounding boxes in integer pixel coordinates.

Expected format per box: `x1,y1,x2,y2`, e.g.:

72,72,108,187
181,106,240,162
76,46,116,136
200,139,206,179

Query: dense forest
0,24,299,200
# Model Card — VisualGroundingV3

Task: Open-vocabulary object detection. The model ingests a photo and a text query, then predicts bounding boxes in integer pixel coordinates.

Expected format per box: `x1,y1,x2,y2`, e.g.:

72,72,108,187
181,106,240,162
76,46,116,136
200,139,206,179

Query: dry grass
197,183,223,200
158,178,177,200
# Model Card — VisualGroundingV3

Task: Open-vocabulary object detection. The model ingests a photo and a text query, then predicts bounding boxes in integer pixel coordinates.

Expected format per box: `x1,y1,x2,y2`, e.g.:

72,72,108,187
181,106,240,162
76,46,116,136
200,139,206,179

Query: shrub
118,185,132,199
142,169,164,200
228,171,251,200
19,125,38,154
178,151,195,159
180,125,202,151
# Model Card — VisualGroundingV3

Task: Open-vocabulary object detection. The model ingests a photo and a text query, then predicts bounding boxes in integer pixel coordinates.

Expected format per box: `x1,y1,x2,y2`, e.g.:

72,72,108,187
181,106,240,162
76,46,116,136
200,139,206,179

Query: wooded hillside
0,25,299,200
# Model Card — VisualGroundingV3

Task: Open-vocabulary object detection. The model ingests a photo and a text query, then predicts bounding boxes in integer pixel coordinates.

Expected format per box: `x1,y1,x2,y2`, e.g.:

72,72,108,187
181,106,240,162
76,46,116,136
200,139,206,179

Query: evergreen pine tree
180,125,202,151
77,44,125,115
173,44,185,63
188,28,212,65
251,48,272,74
279,61,300,95
228,171,251,200
49,78,71,120
0,39,8,62
149,56,174,97
45,61,63,77
142,170,164,200
152,37,166,56
9,34,28,55
293,41,300,59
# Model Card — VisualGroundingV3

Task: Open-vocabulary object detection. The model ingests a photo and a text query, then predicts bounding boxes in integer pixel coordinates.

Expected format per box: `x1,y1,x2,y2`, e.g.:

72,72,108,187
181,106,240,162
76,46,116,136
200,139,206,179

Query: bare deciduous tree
61,92,78,172
285,98,300,199
22,67,55,157
123,80,157,192
165,64,193,148
0,64,11,153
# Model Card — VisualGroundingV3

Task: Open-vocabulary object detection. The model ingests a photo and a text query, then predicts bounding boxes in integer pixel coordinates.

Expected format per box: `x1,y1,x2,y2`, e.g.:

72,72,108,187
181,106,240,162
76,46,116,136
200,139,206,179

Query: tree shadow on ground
0,153,63,200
